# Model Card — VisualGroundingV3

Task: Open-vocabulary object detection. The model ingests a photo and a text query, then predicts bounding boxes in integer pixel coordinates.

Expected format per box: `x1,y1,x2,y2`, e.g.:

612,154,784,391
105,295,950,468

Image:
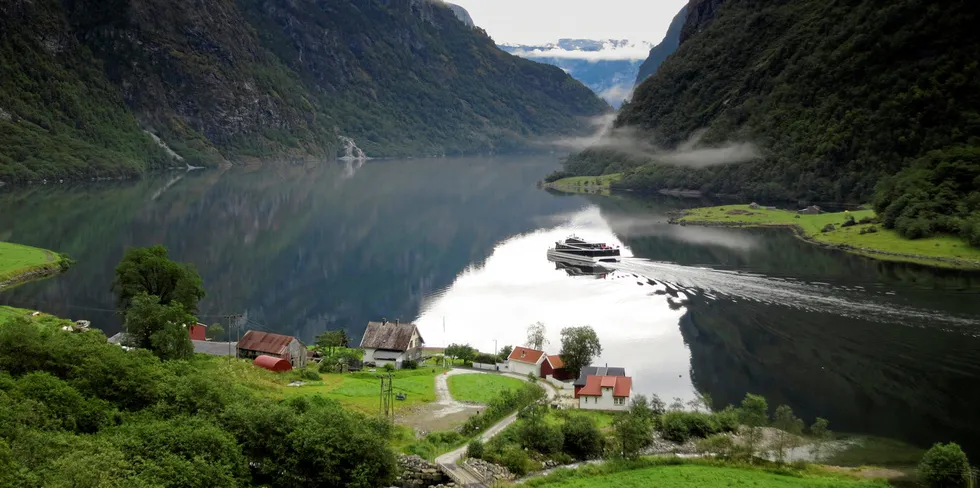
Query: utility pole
378,373,394,423
221,313,244,358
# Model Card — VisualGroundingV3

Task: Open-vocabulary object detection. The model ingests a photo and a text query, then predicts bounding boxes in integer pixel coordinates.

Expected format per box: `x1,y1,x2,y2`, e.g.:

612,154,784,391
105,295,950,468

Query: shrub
298,368,321,381
382,364,395,372
919,442,970,488
696,434,738,458
497,445,535,476
473,353,497,364
658,411,722,443
519,418,564,455
561,416,604,460
466,439,485,459
820,223,836,233
401,360,418,370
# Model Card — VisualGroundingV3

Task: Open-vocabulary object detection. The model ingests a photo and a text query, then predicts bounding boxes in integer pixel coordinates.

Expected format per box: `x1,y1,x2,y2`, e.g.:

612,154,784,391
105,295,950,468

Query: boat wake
608,258,980,331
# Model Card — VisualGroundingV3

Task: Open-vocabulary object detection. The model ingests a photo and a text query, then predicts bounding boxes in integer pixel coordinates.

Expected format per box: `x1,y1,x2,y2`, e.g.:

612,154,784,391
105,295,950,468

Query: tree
613,409,653,459
444,343,475,364
738,394,769,460
771,405,804,463
525,322,547,350
808,417,832,460
561,415,605,460
124,293,194,360
919,442,970,488
112,245,205,313
518,412,564,455
498,345,513,362
315,330,347,355
559,326,601,378
207,323,224,340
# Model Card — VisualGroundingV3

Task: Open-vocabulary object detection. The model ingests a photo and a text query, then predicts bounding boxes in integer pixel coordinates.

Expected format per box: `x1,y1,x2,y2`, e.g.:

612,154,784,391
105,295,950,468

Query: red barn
188,323,207,341
253,355,292,372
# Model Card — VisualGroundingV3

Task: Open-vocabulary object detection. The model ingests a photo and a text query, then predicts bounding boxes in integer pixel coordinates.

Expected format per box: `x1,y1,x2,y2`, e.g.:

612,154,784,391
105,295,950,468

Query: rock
396,455,450,488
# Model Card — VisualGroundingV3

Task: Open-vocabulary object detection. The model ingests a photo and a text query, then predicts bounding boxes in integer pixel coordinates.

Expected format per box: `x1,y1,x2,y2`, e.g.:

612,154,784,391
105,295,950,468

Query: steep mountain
0,0,607,183
499,39,650,107
443,2,475,27
561,0,980,246
634,6,688,84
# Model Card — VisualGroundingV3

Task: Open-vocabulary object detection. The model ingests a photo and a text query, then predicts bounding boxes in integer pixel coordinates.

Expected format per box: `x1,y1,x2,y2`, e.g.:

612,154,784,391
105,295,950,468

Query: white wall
508,359,540,377
578,387,628,411
472,362,499,371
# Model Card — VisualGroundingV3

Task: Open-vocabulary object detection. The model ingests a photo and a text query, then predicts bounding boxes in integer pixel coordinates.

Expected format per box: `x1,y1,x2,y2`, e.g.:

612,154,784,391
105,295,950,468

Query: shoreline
0,242,72,292
670,205,980,271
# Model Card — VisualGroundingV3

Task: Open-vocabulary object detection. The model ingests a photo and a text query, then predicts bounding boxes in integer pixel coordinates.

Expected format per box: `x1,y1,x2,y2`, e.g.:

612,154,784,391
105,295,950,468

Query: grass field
280,368,439,413
0,241,59,285
545,174,622,194
679,205,980,269
528,463,889,488
0,305,74,328
447,373,525,403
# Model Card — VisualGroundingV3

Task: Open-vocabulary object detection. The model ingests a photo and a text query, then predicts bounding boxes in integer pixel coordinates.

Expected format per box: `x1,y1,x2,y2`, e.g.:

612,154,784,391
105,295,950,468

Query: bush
382,364,395,372
298,368,321,381
820,223,836,233
401,360,418,370
696,434,740,459
561,416,604,460
658,411,721,443
497,445,536,476
519,418,564,455
473,353,497,364
919,442,970,488
466,439,485,459
460,383,546,436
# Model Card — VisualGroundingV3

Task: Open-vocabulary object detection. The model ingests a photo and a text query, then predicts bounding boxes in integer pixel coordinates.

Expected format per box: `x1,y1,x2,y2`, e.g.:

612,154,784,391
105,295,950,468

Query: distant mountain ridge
499,39,651,107
0,0,606,183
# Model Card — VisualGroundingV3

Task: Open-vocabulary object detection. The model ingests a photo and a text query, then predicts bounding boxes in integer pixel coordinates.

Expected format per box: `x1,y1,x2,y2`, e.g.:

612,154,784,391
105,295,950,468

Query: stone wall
394,455,455,488
462,458,514,484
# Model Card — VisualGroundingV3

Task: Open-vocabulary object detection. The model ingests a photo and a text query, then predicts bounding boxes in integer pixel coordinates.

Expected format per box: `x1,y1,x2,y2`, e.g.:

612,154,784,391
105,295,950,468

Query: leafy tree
123,293,195,360
808,417,832,460
206,323,224,340
559,326,602,378
738,394,769,460
518,413,564,455
525,322,547,350
467,439,485,459
498,345,514,362
561,415,604,460
771,405,804,463
315,330,348,355
613,400,655,458
919,442,970,488
112,245,205,313
444,343,475,363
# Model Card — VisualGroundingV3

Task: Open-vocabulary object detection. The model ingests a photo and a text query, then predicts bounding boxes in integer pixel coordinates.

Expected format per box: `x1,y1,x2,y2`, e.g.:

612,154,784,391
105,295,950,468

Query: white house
359,320,424,369
577,375,632,411
507,346,547,376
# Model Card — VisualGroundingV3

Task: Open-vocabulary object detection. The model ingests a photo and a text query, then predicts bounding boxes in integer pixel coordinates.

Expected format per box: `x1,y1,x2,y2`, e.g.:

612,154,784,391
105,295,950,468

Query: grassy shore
677,205,980,270
525,458,889,488
447,373,525,403
542,174,622,195
0,241,70,290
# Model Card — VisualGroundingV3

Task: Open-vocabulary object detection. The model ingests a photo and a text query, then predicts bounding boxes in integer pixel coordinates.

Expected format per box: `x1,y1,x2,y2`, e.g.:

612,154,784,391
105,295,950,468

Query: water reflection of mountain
0,157,584,342
679,293,980,456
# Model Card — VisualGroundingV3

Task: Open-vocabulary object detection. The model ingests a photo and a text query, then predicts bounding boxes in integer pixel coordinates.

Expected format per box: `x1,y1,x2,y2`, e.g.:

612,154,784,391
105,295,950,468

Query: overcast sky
447,0,689,45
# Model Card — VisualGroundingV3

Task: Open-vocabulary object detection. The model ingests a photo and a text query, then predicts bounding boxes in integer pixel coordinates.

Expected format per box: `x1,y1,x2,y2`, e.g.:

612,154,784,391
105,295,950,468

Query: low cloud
502,40,652,62
598,84,634,106
546,115,761,168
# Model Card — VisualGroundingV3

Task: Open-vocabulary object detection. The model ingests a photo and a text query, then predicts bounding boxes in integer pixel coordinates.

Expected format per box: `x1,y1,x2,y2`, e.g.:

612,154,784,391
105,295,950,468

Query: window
615,397,625,406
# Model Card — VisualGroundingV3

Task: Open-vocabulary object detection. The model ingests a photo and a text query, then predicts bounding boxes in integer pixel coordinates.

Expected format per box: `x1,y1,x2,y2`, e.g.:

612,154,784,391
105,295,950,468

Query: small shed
253,354,292,372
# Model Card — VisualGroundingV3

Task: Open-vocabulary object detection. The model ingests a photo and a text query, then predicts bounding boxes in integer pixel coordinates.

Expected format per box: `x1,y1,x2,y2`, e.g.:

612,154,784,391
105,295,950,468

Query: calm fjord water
2,156,980,454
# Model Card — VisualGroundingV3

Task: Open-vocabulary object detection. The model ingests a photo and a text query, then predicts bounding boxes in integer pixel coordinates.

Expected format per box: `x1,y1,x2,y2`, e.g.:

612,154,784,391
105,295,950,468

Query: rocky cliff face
679,0,727,44
634,6,688,84
0,0,607,183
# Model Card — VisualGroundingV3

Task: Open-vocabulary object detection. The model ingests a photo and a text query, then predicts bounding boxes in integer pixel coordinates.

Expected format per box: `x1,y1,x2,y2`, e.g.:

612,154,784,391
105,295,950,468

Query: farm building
237,331,307,368
573,365,626,398
359,320,424,369
577,375,632,411
507,347,572,379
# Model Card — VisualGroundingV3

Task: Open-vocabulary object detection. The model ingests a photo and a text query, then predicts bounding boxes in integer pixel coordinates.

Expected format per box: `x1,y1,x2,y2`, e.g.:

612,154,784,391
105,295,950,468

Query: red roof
547,355,564,369
578,375,632,397
237,330,298,355
508,346,546,364
253,355,292,372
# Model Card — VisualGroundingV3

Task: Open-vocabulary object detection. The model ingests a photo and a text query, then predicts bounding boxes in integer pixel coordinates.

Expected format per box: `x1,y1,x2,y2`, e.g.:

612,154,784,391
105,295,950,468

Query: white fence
472,362,509,371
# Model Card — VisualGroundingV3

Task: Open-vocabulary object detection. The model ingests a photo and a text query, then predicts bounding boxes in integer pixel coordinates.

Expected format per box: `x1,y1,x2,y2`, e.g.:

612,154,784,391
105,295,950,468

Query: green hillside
0,0,608,183
560,0,980,247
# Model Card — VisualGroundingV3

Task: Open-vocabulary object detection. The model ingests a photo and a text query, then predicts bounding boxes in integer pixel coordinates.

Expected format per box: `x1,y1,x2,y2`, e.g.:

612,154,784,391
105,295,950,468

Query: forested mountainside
562,0,980,246
634,6,687,84
499,40,649,107
0,0,607,183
